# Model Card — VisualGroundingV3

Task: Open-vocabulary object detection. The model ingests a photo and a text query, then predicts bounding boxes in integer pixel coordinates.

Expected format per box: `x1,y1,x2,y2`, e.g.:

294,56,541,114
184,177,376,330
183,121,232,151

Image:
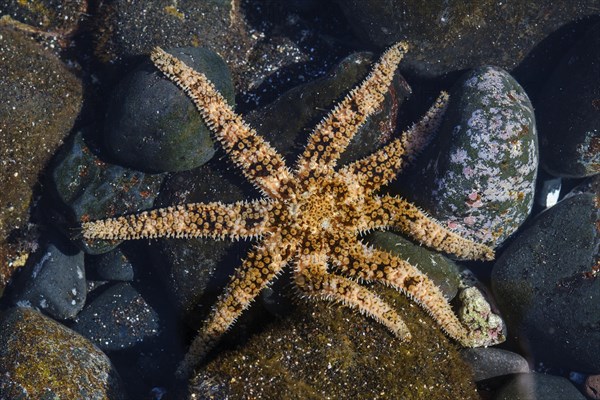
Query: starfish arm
340,91,449,193
295,42,409,176
331,240,478,347
150,47,291,198
81,199,272,241
294,250,411,340
361,195,495,261
177,234,295,379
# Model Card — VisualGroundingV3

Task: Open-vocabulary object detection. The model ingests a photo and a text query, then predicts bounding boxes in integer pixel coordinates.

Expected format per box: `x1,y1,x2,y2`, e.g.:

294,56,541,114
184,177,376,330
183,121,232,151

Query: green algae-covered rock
190,287,479,400
104,47,234,172
364,231,461,299
410,66,538,248
0,307,127,399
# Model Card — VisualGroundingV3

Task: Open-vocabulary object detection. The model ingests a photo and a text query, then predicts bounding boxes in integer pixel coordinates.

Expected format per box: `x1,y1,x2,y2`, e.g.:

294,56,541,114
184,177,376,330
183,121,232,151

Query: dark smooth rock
494,372,585,400
334,0,599,78
0,307,127,399
104,47,234,172
491,185,600,372
71,282,160,352
192,287,479,400
0,26,82,289
48,130,164,254
85,247,135,282
461,347,529,382
537,22,600,178
9,235,86,320
408,66,537,248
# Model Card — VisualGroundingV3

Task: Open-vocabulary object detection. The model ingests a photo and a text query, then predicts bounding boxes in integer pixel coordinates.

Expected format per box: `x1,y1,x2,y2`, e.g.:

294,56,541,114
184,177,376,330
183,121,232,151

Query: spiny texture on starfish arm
82,42,497,379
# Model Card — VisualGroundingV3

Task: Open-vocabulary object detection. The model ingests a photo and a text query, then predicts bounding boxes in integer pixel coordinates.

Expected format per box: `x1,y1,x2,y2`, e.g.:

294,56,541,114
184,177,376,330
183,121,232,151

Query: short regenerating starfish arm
295,42,409,177
294,250,411,340
340,91,449,194
151,47,292,198
81,199,272,241
177,234,295,379
330,240,476,347
361,195,495,261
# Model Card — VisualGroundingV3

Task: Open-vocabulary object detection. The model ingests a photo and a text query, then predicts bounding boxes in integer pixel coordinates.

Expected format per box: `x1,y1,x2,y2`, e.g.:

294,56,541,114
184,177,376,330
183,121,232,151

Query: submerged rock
409,66,538,247
0,307,127,399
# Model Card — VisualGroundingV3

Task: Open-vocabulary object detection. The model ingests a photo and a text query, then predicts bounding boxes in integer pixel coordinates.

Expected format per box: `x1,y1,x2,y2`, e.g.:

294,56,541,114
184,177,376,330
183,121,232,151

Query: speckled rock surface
408,66,538,247
0,26,82,290
85,247,135,282
0,307,127,399
71,282,160,351
191,287,480,400
536,22,600,178
8,235,86,320
104,47,234,172
494,372,585,400
333,0,600,78
48,130,164,254
491,182,600,373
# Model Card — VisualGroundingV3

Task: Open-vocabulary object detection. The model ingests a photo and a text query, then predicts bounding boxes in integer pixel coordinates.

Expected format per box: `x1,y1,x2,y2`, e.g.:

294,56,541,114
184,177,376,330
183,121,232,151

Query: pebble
103,47,234,172
536,22,600,177
491,179,600,373
71,282,160,351
48,130,164,254
460,348,529,382
8,235,86,320
0,307,127,399
585,374,600,400
494,372,585,400
408,66,538,247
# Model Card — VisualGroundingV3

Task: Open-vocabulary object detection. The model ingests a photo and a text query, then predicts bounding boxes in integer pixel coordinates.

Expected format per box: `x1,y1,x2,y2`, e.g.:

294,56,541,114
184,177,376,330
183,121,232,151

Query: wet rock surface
407,66,538,247
0,26,82,290
461,347,529,382
333,0,600,78
0,307,127,399
8,235,86,320
536,22,600,178
104,47,234,172
192,287,480,400
494,372,585,400
492,182,600,373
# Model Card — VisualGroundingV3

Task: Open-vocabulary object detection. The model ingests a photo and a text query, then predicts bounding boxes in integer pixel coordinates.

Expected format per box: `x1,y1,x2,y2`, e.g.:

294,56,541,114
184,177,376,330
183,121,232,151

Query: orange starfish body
83,42,495,378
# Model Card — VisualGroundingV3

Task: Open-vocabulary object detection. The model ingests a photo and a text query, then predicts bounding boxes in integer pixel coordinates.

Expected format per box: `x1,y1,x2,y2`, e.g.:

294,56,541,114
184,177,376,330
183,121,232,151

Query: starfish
82,42,495,379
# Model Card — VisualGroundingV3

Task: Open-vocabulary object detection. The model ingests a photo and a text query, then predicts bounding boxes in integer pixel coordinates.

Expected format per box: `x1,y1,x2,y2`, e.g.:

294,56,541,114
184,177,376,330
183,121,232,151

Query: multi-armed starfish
83,42,495,378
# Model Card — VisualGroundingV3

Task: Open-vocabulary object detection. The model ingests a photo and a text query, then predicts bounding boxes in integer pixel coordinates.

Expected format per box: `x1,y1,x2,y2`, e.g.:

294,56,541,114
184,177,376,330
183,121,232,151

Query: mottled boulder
491,180,600,372
0,307,127,399
461,348,529,382
104,47,234,172
0,26,82,290
48,130,164,254
537,22,600,177
408,66,537,247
